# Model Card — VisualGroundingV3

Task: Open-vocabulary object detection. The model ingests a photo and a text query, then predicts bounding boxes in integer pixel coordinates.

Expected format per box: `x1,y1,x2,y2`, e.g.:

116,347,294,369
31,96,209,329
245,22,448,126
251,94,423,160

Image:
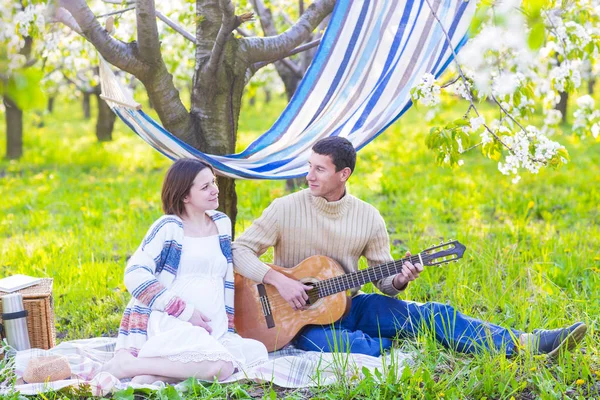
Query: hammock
99,0,476,179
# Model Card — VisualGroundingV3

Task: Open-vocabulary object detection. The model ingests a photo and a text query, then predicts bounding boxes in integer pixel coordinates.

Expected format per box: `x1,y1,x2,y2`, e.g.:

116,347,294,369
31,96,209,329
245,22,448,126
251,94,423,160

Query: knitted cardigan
115,211,234,357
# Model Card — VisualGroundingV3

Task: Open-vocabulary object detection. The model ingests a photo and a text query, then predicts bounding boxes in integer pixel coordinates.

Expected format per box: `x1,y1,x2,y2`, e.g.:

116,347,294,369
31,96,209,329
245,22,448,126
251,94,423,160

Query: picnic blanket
1,338,414,396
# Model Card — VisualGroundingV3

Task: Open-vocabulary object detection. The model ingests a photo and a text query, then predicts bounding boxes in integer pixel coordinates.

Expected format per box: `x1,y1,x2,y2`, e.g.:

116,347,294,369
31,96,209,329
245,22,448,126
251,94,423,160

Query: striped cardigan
115,211,235,357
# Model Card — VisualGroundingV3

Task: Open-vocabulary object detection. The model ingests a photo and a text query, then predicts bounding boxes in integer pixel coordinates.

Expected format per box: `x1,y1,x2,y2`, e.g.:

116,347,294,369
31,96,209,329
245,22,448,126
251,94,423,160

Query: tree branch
236,27,254,37
102,0,135,4
251,0,277,36
278,9,294,27
97,6,135,19
56,0,194,146
205,0,237,76
156,11,196,44
52,6,82,35
242,0,334,64
135,0,161,65
252,38,320,71
62,71,91,93
249,0,302,77
56,0,148,77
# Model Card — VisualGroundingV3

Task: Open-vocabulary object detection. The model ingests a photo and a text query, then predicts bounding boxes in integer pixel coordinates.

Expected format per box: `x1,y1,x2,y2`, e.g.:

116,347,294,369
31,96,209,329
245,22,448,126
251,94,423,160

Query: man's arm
232,199,311,310
231,200,280,283
363,212,424,296
362,212,404,296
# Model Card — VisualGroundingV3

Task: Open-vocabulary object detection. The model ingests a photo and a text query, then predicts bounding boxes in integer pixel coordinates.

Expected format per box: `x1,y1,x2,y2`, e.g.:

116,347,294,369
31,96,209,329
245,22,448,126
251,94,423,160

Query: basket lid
0,278,53,298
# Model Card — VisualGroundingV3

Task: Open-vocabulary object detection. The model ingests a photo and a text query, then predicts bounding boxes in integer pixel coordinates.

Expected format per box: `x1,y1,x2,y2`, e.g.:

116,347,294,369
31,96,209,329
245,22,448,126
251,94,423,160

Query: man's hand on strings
392,251,423,290
264,269,311,311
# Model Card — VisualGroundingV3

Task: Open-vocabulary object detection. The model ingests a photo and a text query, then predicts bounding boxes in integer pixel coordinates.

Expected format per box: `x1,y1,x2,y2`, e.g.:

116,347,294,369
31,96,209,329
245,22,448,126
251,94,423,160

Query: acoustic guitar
234,240,466,351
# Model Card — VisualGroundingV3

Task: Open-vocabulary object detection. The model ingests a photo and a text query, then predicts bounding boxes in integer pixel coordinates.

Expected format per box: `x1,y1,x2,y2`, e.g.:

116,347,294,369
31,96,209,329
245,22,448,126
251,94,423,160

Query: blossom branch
423,0,531,161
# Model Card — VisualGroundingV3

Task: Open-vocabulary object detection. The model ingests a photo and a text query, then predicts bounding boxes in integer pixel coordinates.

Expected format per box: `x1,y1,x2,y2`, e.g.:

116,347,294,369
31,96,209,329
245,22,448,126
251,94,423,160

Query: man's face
306,152,349,201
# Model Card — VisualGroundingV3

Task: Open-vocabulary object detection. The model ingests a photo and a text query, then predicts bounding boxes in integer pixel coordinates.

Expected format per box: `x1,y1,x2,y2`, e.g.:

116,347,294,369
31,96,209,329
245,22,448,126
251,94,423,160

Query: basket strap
2,310,28,320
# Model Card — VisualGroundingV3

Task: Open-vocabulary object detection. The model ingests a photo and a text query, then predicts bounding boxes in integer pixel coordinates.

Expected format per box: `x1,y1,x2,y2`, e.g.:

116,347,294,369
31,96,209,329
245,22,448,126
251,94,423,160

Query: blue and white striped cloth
101,0,476,179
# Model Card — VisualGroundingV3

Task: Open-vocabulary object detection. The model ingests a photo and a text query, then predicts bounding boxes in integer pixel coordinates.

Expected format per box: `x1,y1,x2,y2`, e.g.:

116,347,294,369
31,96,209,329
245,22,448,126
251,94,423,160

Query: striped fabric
116,212,235,357
100,0,476,179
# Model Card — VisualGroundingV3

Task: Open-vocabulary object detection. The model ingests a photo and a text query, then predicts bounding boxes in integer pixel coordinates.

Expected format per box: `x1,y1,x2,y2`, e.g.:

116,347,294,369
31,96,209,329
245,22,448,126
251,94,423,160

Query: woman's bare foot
131,374,178,385
101,350,136,379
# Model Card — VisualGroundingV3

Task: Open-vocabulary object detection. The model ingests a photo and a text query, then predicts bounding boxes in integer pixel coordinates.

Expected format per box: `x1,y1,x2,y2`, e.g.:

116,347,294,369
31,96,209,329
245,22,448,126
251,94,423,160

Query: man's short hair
312,137,356,173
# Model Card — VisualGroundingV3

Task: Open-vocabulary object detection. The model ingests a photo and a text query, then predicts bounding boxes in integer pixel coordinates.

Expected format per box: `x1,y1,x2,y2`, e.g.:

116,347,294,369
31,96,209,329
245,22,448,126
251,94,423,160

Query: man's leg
292,322,393,357
349,294,522,356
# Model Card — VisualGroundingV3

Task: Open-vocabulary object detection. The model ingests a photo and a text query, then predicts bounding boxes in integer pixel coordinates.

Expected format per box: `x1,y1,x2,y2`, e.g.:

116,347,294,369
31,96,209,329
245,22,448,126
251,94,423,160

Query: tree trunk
47,97,55,113
556,91,568,124
83,91,91,119
286,177,305,192
94,93,116,142
192,54,244,226
264,88,271,104
4,97,23,160
589,78,596,95
217,176,237,238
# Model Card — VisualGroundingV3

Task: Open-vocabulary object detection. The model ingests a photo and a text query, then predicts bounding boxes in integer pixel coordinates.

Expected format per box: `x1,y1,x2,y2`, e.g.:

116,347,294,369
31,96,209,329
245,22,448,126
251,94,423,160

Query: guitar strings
259,254,427,312
314,254,423,297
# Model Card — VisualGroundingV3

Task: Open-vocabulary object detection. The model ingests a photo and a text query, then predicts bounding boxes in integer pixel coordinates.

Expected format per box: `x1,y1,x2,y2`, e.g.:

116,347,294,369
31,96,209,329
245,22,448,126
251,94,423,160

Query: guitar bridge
257,284,275,329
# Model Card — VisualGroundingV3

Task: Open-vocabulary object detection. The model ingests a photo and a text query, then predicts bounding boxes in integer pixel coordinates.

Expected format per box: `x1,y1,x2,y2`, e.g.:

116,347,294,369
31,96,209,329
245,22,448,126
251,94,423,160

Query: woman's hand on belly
189,309,213,334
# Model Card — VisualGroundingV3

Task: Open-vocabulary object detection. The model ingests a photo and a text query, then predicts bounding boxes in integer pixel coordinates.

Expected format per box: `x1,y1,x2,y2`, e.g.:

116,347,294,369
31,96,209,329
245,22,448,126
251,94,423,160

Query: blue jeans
293,294,521,357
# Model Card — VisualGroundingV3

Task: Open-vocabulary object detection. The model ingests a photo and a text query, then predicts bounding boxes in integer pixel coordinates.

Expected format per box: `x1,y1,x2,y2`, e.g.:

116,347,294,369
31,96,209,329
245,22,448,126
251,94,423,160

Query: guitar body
234,240,466,352
234,255,348,352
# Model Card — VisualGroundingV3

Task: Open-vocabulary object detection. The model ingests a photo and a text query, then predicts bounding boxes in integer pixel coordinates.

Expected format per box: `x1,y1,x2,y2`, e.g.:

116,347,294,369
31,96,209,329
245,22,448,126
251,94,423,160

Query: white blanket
1,338,413,396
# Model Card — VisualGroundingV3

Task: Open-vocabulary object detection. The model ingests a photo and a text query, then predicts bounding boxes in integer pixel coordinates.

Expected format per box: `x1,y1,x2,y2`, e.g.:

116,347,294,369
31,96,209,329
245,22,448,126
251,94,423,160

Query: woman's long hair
161,159,215,217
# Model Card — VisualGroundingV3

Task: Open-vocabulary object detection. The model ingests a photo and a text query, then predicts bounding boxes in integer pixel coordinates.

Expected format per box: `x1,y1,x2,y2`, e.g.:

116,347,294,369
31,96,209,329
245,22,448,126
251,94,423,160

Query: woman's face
183,168,219,212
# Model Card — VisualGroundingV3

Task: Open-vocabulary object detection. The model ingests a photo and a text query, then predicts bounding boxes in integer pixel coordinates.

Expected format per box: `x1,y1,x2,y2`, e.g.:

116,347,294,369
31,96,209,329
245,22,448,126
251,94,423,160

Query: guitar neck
314,254,423,298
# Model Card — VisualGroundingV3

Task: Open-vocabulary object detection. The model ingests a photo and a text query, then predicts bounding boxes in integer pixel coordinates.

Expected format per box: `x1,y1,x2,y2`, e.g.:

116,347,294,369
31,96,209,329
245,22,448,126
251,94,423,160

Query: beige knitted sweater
232,189,402,297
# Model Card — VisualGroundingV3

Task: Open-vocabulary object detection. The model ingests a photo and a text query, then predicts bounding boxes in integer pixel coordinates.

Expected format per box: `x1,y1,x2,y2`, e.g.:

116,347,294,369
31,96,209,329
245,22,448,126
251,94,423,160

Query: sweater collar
307,189,351,218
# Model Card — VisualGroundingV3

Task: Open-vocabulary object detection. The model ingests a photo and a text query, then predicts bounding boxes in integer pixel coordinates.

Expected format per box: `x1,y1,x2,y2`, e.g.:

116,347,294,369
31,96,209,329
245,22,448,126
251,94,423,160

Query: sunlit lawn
0,91,599,398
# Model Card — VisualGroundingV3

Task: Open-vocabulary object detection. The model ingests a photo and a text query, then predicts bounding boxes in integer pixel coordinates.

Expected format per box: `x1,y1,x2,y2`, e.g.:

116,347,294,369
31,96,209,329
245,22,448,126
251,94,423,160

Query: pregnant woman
102,159,267,384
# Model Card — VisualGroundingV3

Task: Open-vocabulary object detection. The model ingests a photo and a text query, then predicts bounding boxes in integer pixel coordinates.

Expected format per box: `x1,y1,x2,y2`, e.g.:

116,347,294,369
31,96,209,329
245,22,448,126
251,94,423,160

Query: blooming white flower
412,73,441,107
470,116,485,132
592,124,599,138
576,94,595,110
453,80,472,100
544,109,563,126
493,72,520,96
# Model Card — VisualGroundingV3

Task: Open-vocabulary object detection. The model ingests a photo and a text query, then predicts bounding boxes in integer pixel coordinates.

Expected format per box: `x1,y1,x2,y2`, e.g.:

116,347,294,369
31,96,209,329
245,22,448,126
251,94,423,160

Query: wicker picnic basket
0,278,56,350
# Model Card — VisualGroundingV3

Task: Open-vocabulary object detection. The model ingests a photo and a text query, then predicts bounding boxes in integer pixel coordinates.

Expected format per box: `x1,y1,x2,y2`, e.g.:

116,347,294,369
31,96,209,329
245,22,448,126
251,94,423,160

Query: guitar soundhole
304,282,319,306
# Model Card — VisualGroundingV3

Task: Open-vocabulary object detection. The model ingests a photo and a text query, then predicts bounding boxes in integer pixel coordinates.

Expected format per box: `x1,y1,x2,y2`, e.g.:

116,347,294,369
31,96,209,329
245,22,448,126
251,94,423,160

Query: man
232,137,587,358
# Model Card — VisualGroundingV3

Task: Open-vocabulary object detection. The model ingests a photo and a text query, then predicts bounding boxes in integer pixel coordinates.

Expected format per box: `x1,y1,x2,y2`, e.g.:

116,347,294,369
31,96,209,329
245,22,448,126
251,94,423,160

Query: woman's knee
216,361,234,381
195,360,234,381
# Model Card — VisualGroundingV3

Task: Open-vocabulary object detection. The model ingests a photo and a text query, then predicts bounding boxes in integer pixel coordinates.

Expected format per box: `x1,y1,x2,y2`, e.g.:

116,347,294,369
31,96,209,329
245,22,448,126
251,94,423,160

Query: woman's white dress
136,235,268,370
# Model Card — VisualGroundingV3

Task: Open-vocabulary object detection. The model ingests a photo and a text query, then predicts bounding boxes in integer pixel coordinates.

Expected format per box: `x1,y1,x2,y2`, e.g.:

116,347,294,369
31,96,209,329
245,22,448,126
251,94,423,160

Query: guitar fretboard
313,254,424,298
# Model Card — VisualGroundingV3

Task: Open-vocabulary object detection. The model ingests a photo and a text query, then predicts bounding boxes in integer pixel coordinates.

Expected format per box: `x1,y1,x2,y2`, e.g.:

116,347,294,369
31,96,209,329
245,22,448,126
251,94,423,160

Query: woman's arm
124,217,194,321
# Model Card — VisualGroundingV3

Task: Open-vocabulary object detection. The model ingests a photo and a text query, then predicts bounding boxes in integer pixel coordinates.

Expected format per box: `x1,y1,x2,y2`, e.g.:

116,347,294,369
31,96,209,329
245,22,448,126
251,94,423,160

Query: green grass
0,92,599,399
